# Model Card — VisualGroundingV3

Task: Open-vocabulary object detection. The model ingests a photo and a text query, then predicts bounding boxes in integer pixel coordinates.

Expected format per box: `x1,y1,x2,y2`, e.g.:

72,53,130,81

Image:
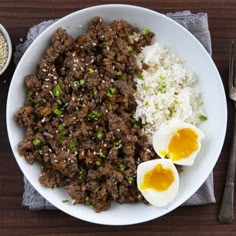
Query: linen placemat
14,11,215,209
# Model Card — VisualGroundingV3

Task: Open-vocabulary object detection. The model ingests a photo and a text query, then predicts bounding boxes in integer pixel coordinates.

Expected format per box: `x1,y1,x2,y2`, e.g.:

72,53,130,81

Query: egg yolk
167,128,199,161
140,164,175,191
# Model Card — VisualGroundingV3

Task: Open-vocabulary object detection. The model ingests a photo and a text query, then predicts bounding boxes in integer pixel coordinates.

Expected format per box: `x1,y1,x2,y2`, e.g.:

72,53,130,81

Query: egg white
152,121,204,166
137,159,179,207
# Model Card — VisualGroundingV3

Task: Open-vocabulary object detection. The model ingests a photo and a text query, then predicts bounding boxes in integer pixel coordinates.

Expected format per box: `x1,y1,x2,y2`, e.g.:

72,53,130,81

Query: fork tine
229,41,235,91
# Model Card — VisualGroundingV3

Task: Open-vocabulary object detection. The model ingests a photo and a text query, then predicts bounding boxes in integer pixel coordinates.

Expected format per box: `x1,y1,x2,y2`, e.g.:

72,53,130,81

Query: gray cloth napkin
15,11,215,210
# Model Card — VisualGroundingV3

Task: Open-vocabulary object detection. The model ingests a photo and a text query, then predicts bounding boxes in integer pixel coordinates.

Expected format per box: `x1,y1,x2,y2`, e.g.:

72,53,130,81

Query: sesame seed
72,97,75,101
72,52,76,57
93,151,96,155
42,69,47,72
116,129,120,132
73,67,76,71
92,42,96,46
45,78,50,81
72,199,76,205
104,143,107,147
48,148,52,153
102,80,105,83
41,117,46,123
105,109,108,113
80,45,83,49
44,85,49,88
80,67,84,71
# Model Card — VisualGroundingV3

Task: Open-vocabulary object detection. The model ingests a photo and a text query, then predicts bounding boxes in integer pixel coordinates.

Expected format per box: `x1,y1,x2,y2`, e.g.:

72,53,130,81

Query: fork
218,41,236,223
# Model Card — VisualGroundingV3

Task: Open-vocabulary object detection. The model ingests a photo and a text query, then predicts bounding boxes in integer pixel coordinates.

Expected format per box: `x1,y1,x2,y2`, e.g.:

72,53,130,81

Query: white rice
134,42,205,140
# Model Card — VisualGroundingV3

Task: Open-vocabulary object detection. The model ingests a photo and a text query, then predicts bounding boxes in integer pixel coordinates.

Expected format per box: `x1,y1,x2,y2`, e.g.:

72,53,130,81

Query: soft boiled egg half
137,159,179,207
153,121,204,166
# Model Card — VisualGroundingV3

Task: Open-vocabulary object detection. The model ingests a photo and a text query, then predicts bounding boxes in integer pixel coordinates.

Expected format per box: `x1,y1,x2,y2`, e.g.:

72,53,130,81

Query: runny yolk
167,128,199,161
140,164,175,191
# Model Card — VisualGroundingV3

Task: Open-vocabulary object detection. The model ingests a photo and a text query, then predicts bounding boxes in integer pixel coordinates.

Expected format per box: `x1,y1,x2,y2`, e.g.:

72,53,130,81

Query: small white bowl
0,24,12,75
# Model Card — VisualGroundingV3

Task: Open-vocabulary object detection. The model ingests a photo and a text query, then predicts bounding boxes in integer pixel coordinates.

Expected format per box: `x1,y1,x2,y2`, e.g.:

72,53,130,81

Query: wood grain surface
0,0,235,235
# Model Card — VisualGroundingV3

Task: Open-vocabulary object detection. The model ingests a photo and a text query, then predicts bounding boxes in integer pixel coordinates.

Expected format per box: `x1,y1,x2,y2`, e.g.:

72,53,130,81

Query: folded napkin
14,11,215,210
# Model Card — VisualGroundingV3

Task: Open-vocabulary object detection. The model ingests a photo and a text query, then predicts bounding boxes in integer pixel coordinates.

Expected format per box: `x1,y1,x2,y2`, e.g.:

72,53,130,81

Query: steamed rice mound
134,42,205,139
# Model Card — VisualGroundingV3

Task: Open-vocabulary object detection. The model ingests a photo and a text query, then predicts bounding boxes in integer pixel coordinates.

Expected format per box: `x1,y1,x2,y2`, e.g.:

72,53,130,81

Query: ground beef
15,17,157,212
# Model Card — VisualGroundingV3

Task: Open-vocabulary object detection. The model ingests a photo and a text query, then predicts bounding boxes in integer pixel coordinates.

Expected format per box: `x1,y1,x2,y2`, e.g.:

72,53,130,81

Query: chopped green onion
168,108,173,118
160,75,166,80
62,199,69,203
93,88,98,96
97,131,104,140
79,79,85,86
27,97,35,103
32,138,41,146
88,68,95,75
173,99,178,105
143,85,149,91
52,84,62,97
53,108,63,116
199,114,208,121
129,117,136,124
96,160,101,166
137,74,144,80
116,71,122,76
89,205,94,209
98,150,105,158
113,139,122,146
58,124,65,131
127,46,133,52
158,82,167,93
56,99,62,105
127,176,134,184
119,163,126,172
142,27,150,35
133,124,140,129
144,101,149,107
87,110,101,120
69,137,77,148
106,87,117,98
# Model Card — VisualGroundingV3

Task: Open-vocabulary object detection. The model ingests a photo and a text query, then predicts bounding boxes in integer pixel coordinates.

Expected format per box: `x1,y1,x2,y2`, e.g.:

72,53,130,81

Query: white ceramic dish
6,4,227,225
0,24,12,75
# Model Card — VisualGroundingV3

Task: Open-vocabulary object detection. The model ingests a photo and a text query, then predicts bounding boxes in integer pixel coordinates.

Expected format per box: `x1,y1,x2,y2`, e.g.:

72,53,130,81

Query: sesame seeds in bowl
0,24,12,75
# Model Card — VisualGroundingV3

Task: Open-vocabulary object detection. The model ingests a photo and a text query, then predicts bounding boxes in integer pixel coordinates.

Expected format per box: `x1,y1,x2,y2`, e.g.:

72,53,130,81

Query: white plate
6,4,227,225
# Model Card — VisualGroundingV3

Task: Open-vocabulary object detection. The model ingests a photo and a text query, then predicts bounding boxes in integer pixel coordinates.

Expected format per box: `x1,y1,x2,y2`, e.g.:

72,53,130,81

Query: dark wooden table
0,0,235,235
